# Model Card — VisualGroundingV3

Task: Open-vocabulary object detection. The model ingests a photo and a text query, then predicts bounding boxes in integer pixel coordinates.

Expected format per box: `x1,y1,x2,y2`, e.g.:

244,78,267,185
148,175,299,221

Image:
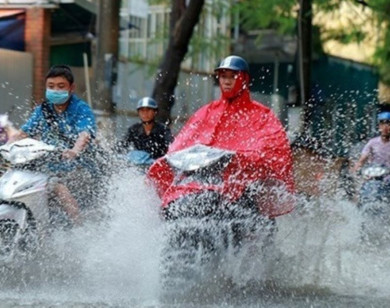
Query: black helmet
136,97,158,110
214,55,249,73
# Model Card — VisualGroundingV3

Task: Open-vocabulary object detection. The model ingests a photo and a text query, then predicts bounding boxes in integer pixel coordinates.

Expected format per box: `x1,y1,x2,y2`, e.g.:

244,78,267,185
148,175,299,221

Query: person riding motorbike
148,55,295,223
351,111,390,200
116,97,173,165
352,111,390,174
8,65,99,223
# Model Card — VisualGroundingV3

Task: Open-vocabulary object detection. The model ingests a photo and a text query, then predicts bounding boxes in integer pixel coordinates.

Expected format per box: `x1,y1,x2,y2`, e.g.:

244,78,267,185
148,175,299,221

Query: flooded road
1,167,390,307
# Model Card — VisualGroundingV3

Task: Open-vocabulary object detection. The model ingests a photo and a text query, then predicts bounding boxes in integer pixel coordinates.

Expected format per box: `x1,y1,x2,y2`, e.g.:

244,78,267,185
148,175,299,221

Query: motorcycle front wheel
0,219,19,260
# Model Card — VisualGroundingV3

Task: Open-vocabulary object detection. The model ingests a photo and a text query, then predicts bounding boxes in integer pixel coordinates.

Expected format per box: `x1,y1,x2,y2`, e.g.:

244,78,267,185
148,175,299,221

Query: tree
151,0,205,123
149,0,390,124
236,0,390,131
237,0,313,133
298,0,313,132
368,1,390,86
93,0,120,113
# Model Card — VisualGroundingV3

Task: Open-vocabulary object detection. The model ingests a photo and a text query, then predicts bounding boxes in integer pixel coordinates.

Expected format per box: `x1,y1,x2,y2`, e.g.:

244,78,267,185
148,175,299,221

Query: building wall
0,48,33,126
119,0,231,73
115,0,232,135
24,7,50,103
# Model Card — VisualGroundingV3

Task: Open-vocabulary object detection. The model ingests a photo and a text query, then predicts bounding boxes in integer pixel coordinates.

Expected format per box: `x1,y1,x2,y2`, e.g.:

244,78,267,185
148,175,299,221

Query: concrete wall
0,48,33,126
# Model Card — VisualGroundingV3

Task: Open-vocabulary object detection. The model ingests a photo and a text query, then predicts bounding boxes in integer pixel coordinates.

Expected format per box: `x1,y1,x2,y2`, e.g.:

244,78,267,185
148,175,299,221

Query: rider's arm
6,130,28,144
62,102,95,160
351,140,372,173
164,127,174,145
14,105,44,143
62,131,91,160
115,125,136,153
352,153,369,173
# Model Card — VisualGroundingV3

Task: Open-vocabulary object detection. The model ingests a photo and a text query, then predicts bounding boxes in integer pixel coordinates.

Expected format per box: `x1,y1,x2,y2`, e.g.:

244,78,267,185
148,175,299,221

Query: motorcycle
358,164,390,243
148,144,291,290
358,164,390,211
0,138,77,263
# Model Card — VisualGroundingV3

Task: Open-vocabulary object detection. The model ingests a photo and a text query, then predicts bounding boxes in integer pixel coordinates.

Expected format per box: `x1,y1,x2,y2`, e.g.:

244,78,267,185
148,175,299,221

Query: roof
0,1,58,8
0,9,24,18
0,0,96,12
234,29,297,64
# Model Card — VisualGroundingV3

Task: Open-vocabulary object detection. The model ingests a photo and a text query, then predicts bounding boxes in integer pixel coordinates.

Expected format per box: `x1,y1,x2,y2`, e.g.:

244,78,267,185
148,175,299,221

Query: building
115,0,231,134
0,0,96,125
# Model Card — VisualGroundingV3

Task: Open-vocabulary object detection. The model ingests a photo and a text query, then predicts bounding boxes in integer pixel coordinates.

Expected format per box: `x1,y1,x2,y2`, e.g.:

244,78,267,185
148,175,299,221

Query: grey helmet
136,97,158,110
214,55,249,73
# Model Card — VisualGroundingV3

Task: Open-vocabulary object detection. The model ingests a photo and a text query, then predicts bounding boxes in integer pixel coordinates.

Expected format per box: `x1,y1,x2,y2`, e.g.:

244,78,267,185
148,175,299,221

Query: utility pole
298,0,312,134
92,0,120,145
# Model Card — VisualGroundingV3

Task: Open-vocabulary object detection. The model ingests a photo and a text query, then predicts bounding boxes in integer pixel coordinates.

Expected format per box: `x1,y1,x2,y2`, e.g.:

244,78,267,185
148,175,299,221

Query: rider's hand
350,164,360,174
6,130,27,144
62,148,79,160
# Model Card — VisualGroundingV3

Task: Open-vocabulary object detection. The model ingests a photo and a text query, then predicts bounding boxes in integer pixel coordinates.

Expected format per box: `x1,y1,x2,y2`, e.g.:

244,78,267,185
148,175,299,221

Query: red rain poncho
148,90,295,218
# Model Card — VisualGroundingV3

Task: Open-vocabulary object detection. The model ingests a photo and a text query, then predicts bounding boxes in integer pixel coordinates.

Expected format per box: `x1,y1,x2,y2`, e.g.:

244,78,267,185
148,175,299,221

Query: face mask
46,89,70,105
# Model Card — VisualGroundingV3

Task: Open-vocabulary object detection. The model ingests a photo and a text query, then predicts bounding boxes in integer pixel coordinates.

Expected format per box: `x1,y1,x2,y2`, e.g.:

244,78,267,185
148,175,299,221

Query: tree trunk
152,0,205,124
298,0,312,134
92,0,120,113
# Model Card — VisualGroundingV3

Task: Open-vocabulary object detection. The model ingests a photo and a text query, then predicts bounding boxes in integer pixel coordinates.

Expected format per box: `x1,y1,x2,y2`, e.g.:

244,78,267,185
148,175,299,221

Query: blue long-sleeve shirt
21,95,97,172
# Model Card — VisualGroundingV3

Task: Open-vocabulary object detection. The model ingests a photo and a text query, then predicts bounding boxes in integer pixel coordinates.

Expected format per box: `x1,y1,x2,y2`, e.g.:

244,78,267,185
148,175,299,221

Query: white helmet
137,97,158,110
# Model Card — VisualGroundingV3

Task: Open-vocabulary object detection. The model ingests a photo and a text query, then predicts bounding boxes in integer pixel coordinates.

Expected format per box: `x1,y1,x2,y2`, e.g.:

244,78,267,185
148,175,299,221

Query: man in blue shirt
10,65,97,223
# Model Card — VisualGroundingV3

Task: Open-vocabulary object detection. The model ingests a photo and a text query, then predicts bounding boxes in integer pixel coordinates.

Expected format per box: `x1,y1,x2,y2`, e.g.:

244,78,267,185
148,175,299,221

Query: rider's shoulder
127,122,142,134
155,121,170,130
367,135,382,144
33,103,45,112
251,100,272,112
200,99,223,114
69,95,93,113
74,95,89,106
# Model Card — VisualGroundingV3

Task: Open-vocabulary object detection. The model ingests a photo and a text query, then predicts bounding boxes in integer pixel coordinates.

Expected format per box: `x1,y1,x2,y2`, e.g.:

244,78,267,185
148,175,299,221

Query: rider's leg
52,182,80,223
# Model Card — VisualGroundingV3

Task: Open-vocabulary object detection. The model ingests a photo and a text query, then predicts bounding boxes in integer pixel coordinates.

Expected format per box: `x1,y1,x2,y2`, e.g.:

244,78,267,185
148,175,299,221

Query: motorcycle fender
0,203,28,230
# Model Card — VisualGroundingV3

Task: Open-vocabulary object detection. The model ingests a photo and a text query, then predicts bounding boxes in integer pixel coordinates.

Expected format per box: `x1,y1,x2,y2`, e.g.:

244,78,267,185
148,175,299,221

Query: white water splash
0,166,163,306
272,194,390,299
1,168,390,306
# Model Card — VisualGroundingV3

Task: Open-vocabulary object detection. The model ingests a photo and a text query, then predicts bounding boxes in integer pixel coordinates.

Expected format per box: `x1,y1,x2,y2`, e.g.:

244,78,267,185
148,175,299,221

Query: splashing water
0,166,390,307
0,166,163,307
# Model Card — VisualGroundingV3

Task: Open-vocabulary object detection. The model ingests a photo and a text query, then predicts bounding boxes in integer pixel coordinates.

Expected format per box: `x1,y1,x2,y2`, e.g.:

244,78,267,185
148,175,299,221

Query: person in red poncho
148,55,295,220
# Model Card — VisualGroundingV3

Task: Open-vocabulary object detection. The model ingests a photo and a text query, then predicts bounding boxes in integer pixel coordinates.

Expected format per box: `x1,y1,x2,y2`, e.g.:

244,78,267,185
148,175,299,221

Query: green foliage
365,0,390,83
322,28,366,44
185,1,230,66
236,0,390,84
130,0,230,73
147,0,170,5
235,0,296,35
374,32,390,84
144,0,390,84
314,0,346,11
